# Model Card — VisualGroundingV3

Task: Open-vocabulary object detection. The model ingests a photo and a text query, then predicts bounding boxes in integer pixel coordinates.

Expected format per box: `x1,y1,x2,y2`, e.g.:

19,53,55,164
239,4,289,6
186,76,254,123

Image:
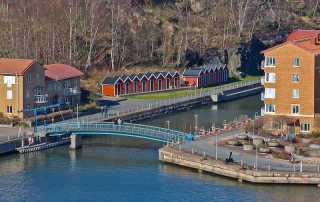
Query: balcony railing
64,88,81,96
261,107,265,117
261,77,265,85
34,95,48,104
261,92,265,101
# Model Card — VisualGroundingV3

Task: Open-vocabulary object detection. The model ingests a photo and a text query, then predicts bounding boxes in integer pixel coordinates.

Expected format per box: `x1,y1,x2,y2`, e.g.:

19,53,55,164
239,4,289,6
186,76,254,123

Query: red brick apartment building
261,30,320,135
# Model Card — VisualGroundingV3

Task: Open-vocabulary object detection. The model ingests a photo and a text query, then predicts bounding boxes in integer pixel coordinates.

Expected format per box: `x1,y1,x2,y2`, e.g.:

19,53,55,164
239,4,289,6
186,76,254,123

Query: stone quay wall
159,147,320,185
106,96,213,123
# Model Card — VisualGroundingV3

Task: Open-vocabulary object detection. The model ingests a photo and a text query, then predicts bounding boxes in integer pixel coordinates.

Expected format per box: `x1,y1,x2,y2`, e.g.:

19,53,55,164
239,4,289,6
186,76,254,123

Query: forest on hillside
0,0,319,72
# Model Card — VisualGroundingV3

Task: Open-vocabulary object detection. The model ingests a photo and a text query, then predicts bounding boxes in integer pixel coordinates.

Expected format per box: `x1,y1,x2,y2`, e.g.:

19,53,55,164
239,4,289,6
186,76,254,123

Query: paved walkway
179,129,320,172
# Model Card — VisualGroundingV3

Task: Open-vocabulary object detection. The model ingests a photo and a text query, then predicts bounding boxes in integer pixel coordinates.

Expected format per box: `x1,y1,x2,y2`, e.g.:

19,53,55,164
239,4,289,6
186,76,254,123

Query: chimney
313,34,320,45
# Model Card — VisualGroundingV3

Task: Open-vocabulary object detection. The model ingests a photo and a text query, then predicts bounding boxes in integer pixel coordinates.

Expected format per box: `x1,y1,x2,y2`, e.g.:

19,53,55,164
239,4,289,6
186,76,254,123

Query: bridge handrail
42,122,190,143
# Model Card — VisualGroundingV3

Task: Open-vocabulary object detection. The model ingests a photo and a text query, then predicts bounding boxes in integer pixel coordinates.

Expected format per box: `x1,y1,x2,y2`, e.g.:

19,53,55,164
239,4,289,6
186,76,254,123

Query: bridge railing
85,78,262,123
43,122,190,144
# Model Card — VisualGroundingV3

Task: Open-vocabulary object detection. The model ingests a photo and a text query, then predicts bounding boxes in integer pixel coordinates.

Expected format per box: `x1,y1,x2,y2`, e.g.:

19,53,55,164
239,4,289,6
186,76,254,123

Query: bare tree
84,0,101,72
230,0,252,39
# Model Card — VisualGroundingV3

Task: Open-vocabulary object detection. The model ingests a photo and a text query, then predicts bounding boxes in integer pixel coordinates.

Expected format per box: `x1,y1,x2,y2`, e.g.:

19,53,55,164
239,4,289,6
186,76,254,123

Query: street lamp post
166,121,170,129
256,143,258,171
194,115,198,131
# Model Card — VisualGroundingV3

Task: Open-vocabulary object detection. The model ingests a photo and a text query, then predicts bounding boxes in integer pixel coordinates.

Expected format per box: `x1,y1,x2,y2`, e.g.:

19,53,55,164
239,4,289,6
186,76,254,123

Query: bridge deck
43,122,191,143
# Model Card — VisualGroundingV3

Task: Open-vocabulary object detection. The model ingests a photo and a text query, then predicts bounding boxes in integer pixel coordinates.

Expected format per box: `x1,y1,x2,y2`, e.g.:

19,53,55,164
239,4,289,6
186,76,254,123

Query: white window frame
292,89,299,98
292,104,300,114
265,57,275,67
293,58,300,67
265,88,275,99
28,75,32,83
292,74,299,83
265,104,275,113
6,105,12,114
26,90,30,99
6,90,12,99
265,72,276,83
300,123,310,132
57,83,61,91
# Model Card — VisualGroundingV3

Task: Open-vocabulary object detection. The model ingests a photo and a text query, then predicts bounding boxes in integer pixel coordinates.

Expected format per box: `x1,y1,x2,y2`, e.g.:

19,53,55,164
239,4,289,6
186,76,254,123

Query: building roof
286,30,320,42
262,30,320,55
45,64,84,82
128,74,137,80
101,76,121,85
182,69,202,77
0,58,37,75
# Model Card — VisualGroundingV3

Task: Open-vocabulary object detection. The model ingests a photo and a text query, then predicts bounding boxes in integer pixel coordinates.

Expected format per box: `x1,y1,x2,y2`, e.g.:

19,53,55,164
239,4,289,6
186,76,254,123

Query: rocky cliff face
200,34,290,77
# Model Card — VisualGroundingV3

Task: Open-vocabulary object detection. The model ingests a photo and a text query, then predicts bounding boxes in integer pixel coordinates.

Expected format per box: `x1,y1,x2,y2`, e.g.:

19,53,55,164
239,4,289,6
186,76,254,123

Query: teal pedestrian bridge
43,122,192,148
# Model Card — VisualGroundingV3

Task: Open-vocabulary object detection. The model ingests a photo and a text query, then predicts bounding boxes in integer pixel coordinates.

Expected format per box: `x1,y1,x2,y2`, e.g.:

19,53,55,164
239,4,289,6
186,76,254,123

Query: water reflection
158,162,320,201
141,94,263,133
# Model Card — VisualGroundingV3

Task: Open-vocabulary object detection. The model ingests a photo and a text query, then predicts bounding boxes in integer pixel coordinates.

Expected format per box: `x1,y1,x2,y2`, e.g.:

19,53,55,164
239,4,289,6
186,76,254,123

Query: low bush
311,131,320,139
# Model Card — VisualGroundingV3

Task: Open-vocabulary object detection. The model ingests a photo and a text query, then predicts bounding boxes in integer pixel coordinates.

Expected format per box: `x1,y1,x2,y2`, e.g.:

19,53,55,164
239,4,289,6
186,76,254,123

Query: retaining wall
159,147,320,185
107,96,213,123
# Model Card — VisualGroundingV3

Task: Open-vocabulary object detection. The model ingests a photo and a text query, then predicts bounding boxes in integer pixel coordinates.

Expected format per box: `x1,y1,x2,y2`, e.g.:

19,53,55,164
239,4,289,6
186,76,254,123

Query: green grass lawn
120,76,262,100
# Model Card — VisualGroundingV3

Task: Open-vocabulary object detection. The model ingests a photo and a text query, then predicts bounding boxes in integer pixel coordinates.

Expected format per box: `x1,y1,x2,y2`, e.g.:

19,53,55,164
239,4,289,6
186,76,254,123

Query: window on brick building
265,72,275,83
265,57,276,67
292,74,299,82
6,90,12,99
265,104,275,113
300,123,310,132
293,58,300,67
28,75,32,83
292,89,299,98
292,105,299,114
265,88,275,98
6,105,12,114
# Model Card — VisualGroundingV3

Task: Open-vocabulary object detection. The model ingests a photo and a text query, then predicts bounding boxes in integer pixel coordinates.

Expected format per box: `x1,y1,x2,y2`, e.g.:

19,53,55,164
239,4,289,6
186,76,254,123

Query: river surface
0,94,319,202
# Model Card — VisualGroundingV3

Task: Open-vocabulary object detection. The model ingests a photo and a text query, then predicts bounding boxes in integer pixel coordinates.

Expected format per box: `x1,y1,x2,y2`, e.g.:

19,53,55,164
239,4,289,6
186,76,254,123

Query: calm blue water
0,95,319,201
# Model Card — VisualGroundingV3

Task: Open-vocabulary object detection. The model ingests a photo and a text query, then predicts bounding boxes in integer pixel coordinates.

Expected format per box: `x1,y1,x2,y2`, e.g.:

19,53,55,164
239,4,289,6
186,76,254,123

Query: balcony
64,88,81,96
34,95,48,104
261,92,265,101
261,77,265,85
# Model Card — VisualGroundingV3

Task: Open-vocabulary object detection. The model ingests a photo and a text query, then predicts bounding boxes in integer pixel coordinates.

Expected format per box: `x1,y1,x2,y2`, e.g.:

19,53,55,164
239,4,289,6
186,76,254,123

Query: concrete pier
70,134,82,149
159,147,320,185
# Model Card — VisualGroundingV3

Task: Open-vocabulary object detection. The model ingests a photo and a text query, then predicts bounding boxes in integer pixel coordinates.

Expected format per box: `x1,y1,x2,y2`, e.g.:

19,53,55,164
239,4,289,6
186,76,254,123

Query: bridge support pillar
70,134,82,149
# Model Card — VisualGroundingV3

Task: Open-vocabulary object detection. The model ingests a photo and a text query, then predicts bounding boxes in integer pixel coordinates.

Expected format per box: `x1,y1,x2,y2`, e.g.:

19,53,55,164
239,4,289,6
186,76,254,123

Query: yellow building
261,30,320,135
0,59,83,119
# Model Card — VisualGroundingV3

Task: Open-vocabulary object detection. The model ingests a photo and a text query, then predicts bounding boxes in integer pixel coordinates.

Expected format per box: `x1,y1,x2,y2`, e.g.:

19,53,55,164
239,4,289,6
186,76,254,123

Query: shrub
311,131,320,139
83,105,89,111
15,122,30,128
77,106,85,112
243,141,253,145
306,10,314,19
